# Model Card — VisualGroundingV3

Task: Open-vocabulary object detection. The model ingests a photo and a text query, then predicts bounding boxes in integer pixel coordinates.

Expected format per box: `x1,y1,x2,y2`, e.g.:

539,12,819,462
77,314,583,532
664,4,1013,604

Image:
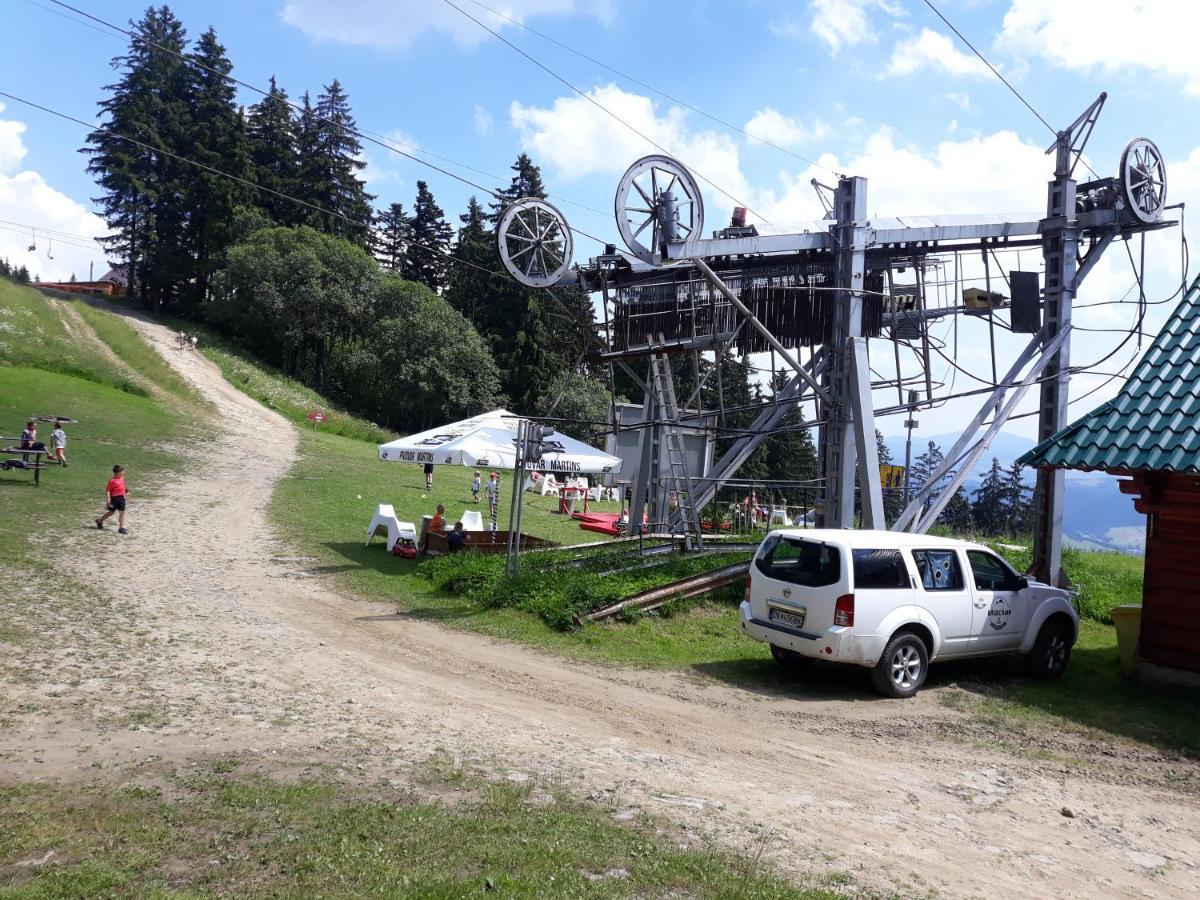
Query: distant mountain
882,430,1144,554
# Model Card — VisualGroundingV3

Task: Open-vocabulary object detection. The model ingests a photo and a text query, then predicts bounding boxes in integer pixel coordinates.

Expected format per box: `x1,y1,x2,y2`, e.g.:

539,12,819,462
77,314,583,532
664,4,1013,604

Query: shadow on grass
947,643,1200,759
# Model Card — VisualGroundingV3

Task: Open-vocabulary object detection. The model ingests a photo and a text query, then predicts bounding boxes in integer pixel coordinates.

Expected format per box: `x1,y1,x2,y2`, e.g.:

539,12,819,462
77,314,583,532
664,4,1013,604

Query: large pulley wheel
1120,138,1167,224
614,154,704,266
496,197,574,288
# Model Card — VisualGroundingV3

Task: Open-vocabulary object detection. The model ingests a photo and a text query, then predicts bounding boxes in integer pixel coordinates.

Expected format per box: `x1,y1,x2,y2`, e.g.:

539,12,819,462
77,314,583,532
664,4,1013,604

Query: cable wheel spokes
614,154,705,266
1120,137,1167,224
496,197,574,289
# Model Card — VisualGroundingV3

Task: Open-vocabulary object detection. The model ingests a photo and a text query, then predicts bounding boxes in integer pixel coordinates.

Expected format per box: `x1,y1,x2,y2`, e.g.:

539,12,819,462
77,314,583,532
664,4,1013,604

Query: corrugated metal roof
1020,275,1200,474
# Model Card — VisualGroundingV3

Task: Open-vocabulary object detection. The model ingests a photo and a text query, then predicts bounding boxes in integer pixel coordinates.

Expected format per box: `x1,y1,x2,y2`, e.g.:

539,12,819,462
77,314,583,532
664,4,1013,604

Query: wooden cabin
1020,275,1200,685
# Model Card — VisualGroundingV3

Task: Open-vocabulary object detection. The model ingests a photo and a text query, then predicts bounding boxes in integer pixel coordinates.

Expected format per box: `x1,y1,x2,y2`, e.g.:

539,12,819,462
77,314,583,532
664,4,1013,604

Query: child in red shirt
95,464,129,534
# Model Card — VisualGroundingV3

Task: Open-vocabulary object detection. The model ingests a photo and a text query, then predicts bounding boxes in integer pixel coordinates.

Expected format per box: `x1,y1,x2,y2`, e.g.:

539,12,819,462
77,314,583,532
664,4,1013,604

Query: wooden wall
1120,472,1200,673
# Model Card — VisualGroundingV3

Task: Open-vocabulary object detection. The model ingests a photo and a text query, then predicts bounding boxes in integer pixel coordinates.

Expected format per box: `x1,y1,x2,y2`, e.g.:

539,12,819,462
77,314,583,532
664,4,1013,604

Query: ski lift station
493,93,1176,589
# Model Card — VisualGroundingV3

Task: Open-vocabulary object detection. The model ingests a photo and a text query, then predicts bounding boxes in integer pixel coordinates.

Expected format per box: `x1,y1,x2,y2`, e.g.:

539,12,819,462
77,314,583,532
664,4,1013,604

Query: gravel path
2,307,1198,898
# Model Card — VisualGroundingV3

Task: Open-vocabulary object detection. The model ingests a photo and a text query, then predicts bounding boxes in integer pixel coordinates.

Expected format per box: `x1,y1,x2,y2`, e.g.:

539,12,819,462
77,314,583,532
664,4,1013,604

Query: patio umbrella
377,409,622,475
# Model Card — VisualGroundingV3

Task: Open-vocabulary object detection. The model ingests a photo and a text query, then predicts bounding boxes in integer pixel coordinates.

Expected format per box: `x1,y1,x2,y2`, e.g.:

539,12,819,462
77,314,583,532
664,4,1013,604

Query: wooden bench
424,530,557,555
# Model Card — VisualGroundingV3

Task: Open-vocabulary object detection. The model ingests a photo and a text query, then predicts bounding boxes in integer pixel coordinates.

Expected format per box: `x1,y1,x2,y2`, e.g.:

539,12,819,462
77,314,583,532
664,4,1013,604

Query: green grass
0,762,839,898
425,545,749,630
72,299,205,409
934,620,1200,758
0,282,143,396
991,542,1143,622
0,284,197,655
271,428,768,668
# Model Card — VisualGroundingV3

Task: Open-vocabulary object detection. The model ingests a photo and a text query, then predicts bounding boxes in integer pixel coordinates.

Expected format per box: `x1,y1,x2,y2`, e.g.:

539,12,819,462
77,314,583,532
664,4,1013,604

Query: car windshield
756,536,840,587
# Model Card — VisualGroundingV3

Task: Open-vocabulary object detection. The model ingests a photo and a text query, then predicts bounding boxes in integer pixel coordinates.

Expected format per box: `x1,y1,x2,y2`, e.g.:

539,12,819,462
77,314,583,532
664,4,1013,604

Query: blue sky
3,0,1198,439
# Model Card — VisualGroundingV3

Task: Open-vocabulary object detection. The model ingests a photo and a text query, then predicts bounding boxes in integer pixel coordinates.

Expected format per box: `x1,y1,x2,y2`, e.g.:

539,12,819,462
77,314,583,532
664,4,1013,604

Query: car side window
966,550,1020,591
852,549,910,589
756,537,840,587
910,549,964,591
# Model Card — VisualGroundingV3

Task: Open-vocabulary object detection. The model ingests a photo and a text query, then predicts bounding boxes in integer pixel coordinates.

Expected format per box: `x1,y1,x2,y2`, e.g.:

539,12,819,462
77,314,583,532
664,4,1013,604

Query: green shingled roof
1019,275,1200,474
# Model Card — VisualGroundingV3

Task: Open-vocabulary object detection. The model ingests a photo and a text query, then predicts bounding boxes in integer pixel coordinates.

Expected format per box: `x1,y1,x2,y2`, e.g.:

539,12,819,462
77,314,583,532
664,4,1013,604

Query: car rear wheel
770,644,813,672
870,632,929,698
1025,619,1073,678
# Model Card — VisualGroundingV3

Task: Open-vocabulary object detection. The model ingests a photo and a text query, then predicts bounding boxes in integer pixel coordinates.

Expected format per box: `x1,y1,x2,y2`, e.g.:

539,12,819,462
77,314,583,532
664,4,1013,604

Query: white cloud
999,0,1200,96
743,108,830,149
510,83,751,213
0,104,108,282
280,0,615,50
886,28,990,78
0,110,28,173
474,104,494,137
757,128,1052,224
802,0,904,54
946,91,972,110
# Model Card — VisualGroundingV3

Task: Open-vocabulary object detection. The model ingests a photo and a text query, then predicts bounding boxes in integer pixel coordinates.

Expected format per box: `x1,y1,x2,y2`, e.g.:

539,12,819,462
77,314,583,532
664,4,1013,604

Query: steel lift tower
494,95,1172,587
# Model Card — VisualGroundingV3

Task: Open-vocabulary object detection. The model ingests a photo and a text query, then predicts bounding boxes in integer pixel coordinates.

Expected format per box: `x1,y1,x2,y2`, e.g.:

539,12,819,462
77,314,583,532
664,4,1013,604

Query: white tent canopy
378,409,622,475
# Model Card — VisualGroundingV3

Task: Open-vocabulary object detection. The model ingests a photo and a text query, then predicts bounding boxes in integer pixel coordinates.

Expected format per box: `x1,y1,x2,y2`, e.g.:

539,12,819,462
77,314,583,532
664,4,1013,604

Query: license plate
768,606,806,629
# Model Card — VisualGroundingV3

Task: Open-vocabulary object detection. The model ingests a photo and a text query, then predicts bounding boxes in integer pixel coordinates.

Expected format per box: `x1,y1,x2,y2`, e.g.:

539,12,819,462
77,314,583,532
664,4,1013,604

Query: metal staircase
648,346,705,550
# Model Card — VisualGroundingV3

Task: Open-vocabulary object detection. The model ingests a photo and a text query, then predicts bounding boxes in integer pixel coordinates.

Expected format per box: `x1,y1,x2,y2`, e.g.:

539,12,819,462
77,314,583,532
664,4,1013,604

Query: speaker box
1010,271,1041,333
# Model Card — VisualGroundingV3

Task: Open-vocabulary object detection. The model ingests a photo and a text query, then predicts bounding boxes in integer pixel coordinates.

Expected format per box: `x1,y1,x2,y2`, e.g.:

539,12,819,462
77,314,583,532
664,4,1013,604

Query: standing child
471,470,481,503
96,464,129,534
49,420,67,467
484,471,500,531
424,462,434,492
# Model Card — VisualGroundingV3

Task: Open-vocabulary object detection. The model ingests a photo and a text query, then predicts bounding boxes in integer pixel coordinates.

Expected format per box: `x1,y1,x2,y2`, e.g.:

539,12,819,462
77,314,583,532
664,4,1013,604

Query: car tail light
743,575,752,603
834,593,855,627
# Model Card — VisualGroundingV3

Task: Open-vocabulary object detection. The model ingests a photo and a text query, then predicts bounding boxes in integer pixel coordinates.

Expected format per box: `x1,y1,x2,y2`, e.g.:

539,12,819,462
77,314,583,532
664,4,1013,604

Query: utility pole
903,390,919,508
1030,95,1105,587
821,175,884,529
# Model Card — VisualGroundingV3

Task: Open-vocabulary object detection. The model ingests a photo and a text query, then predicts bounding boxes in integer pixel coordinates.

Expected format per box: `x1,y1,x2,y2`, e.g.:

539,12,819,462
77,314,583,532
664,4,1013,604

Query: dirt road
3,308,1198,898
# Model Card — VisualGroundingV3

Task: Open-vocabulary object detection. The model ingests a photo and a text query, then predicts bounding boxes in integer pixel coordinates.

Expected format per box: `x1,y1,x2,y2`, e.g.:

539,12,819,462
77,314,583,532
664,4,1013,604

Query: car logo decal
988,596,1012,630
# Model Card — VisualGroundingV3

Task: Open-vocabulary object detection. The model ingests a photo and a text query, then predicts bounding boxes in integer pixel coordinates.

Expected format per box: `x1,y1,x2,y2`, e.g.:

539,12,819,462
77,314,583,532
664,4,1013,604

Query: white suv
739,529,1078,698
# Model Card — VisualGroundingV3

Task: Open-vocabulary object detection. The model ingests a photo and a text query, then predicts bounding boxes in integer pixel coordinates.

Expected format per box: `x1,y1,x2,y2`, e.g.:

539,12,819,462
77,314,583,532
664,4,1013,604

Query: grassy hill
4,282,1194,760
0,282,203,597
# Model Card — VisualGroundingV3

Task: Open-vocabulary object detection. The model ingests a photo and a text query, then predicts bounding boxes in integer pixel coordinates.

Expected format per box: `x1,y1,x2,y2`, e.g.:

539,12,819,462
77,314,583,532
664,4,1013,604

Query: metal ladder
648,347,705,551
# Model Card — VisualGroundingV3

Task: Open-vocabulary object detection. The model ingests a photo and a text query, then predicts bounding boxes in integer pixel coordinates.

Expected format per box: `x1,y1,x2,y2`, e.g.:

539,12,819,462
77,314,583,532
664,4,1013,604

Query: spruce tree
445,195,494,322
759,370,818,508
404,181,452,292
971,457,1008,536
371,202,411,272
488,152,546,222
1002,461,1033,536
298,80,373,243
246,76,300,225
183,27,248,310
910,440,946,515
83,5,191,309
941,486,974,533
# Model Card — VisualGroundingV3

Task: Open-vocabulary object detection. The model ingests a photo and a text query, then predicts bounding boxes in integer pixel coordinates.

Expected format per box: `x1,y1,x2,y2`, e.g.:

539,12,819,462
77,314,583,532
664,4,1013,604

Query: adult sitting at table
20,420,47,457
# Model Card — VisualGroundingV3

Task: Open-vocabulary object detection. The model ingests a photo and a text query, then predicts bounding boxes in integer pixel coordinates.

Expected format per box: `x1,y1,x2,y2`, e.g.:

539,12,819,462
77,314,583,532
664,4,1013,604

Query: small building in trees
1020,276,1200,686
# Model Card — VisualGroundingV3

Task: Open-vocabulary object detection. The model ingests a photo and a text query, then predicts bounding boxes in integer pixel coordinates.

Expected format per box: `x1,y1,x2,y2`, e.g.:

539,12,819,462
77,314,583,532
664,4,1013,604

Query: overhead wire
457,0,835,175
34,0,612,246
440,0,772,224
0,90,511,285
918,0,1101,181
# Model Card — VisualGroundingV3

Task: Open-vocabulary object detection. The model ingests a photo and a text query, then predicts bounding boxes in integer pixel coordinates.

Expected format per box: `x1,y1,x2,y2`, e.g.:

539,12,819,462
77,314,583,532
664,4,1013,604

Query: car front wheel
1025,619,1073,678
870,632,929,698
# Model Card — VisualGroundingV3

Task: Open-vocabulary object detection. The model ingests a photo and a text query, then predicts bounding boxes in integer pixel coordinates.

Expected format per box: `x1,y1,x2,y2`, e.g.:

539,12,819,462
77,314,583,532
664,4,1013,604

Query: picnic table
0,438,49,485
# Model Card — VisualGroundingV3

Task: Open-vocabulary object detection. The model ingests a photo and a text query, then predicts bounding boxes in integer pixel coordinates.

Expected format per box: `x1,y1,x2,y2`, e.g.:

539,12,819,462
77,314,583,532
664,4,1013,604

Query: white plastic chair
459,510,485,531
539,474,561,496
366,504,416,552
768,508,790,529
